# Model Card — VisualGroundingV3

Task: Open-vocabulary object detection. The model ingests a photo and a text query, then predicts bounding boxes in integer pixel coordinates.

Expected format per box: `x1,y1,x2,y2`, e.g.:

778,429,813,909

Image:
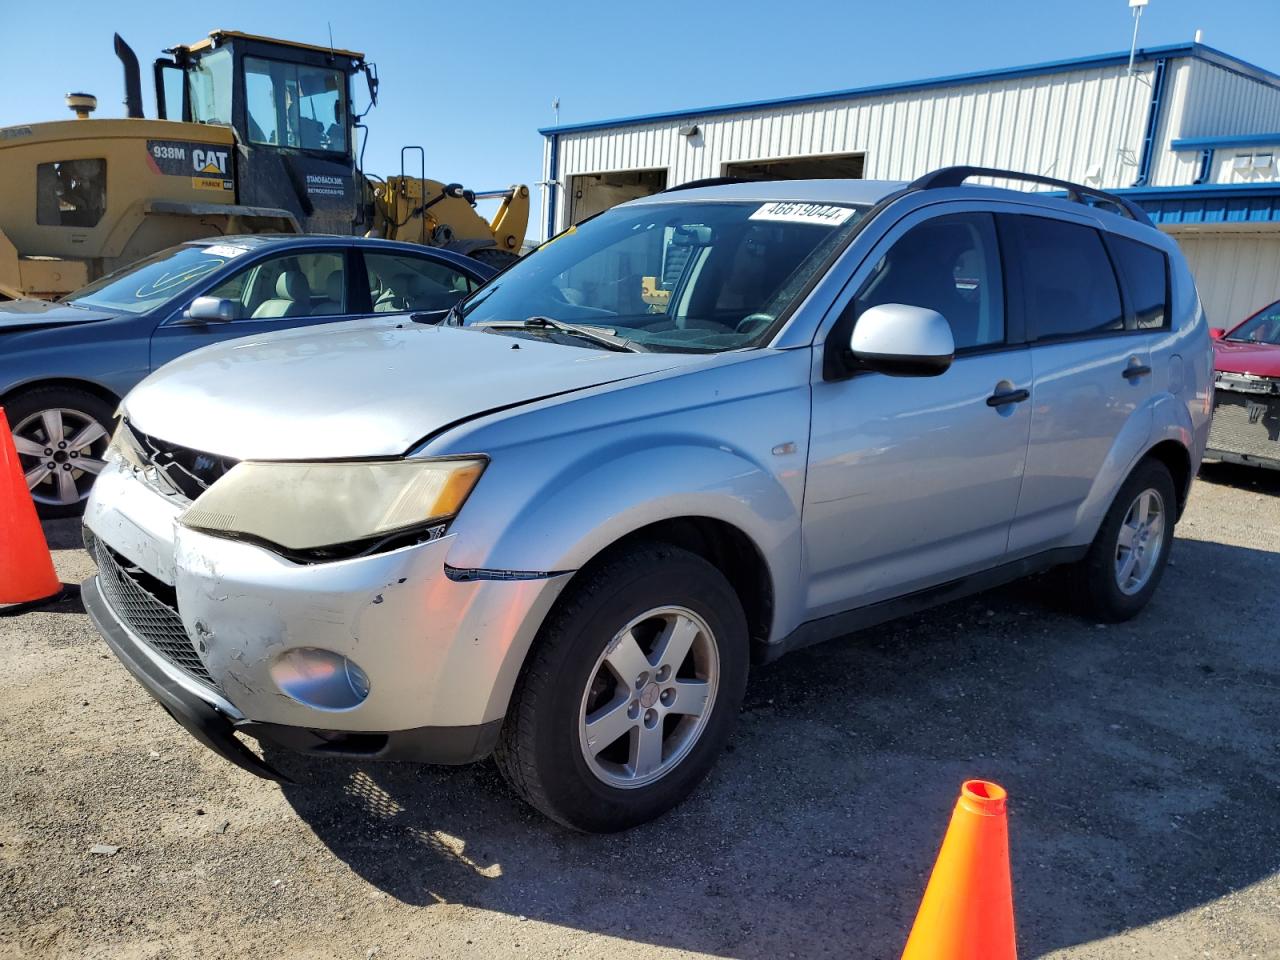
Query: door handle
986,388,1030,407
1122,364,1152,381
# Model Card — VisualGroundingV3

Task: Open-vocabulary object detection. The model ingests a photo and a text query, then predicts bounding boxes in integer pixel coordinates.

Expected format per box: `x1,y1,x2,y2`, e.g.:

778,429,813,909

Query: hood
125,318,699,459
1213,338,1280,379
0,298,118,332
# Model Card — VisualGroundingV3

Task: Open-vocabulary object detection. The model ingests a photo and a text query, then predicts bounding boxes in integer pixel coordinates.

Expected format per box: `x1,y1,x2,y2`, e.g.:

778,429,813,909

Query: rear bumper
84,574,504,779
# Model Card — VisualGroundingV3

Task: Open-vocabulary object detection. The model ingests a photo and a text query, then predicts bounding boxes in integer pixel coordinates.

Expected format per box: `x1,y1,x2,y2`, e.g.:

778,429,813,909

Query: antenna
327,22,335,58
1127,0,1149,75
552,97,561,127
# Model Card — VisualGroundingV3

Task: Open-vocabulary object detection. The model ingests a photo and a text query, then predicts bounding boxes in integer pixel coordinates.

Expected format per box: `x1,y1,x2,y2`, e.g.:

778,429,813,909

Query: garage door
1174,230,1280,327
723,152,865,181
568,169,668,225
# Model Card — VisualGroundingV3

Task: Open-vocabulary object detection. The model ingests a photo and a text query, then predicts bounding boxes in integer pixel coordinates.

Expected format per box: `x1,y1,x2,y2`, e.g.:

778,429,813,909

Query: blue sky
2,0,1278,238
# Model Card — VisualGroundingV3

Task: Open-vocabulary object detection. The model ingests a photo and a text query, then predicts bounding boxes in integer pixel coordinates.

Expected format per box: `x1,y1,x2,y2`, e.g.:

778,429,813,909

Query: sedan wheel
12,406,110,511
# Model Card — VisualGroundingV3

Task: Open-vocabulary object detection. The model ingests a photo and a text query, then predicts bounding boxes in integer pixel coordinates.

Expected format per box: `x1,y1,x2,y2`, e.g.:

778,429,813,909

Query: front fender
437,351,815,642
450,433,799,596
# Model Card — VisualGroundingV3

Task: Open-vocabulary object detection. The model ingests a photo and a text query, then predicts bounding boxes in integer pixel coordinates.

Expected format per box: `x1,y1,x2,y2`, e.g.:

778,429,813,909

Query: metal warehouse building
539,43,1280,326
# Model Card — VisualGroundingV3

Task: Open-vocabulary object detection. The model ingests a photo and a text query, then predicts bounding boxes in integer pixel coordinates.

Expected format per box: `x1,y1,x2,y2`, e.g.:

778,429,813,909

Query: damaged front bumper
82,460,569,776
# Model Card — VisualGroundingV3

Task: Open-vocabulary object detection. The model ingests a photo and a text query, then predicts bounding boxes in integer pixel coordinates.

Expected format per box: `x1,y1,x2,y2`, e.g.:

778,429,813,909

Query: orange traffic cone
902,780,1016,960
0,407,63,611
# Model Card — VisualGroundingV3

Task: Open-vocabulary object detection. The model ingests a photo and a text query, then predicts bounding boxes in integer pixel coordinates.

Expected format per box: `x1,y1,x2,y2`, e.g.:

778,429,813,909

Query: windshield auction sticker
202,244,249,259
750,202,854,226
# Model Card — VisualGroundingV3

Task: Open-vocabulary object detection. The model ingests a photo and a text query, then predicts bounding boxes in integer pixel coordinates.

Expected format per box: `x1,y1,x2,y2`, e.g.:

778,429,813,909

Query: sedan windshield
1227,301,1280,345
458,199,867,352
65,243,247,314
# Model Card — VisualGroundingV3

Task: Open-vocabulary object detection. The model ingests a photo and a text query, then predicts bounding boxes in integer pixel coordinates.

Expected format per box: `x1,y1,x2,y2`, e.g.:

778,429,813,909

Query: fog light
270,648,371,711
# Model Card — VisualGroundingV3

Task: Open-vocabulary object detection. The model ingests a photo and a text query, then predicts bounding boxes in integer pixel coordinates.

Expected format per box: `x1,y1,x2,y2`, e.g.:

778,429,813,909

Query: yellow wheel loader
0,30,528,300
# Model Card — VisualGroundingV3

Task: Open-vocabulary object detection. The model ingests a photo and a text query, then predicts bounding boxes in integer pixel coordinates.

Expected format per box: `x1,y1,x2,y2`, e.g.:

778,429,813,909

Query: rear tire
5,386,115,519
1070,458,1176,622
494,543,749,832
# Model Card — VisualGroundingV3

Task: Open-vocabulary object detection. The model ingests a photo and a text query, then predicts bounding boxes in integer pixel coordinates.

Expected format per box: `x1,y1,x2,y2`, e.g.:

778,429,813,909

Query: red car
1209,300,1280,470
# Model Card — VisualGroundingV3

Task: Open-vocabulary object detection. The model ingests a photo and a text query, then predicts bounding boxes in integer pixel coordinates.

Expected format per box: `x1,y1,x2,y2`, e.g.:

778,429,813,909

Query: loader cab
155,31,370,235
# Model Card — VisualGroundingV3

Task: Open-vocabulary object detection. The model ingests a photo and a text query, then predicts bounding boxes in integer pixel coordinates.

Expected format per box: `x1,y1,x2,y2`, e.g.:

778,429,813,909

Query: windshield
188,48,232,125
66,243,247,314
1227,301,1280,345
459,199,866,353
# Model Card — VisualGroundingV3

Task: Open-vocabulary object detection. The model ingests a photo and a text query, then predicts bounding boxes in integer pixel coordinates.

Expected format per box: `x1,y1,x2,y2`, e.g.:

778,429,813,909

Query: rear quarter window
1109,235,1170,330
1014,215,1124,341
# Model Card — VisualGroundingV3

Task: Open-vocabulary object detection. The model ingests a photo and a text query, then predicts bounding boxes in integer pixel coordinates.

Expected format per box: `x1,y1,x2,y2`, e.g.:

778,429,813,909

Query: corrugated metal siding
1176,232,1280,325
551,62,1156,234
1153,60,1280,186
1139,190,1280,227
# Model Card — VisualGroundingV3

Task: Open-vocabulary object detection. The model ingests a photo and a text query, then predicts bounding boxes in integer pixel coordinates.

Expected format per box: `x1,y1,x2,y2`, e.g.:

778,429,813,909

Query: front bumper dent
83,575,284,780
85,574,505,777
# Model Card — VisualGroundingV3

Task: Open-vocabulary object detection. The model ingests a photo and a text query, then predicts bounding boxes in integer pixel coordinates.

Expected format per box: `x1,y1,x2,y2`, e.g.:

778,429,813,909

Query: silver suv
83,167,1212,832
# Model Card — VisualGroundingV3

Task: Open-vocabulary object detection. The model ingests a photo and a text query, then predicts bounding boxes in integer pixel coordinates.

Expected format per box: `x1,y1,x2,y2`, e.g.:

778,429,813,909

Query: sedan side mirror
850,303,955,377
184,296,239,323
1209,327,1226,340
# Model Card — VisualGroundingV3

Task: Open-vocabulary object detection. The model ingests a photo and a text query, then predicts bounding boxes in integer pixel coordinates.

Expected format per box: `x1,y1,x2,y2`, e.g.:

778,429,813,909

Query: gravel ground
1,462,1278,960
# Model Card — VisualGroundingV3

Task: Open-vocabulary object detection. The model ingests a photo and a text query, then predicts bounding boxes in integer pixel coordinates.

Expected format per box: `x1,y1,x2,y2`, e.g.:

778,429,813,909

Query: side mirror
849,303,955,377
1209,327,1226,340
184,296,239,323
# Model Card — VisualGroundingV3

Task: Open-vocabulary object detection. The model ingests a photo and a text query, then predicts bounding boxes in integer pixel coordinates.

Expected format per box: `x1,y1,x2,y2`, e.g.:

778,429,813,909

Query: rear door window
1012,216,1124,341
1109,235,1170,330
364,252,477,313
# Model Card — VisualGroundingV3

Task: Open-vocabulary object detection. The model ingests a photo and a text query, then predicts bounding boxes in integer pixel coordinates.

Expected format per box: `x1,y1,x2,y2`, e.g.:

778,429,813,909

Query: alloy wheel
12,408,110,507
577,605,720,789
1114,488,1166,596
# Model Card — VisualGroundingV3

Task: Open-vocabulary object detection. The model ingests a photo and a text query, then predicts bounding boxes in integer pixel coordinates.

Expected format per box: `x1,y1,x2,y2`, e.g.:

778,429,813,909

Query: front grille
1208,388,1280,463
125,422,238,502
87,529,216,688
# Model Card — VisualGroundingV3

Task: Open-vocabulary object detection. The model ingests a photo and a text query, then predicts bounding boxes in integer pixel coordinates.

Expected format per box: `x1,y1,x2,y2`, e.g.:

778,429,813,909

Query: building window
36,159,106,227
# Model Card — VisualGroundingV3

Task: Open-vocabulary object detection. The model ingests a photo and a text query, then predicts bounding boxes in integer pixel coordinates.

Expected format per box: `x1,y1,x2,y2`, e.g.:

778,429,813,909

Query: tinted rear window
1016,216,1124,341
1110,235,1170,330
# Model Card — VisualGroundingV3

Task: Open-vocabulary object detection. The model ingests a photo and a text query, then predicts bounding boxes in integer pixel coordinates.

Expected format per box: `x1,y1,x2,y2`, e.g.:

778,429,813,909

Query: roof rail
908,166,1152,226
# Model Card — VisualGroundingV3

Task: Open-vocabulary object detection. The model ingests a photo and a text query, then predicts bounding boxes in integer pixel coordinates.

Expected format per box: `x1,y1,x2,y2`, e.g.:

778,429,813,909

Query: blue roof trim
1116,183,1280,199
1117,183,1280,226
539,43,1280,137
1170,133,1280,151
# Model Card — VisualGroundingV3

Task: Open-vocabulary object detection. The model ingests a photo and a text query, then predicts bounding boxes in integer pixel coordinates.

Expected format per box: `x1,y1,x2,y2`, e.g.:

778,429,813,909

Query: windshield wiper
475,316,647,353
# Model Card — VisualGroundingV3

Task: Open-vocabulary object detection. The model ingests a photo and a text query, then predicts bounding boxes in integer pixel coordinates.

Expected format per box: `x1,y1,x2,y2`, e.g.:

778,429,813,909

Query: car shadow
271,530,1280,959
1198,459,1280,496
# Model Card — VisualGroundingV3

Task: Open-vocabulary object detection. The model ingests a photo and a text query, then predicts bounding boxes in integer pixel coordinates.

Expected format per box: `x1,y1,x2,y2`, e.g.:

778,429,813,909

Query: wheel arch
1143,438,1193,520
1,377,122,418
564,515,776,656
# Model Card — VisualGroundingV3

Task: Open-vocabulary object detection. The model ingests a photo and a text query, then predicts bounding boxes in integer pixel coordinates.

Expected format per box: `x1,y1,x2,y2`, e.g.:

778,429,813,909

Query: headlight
103,421,148,471
179,457,486,552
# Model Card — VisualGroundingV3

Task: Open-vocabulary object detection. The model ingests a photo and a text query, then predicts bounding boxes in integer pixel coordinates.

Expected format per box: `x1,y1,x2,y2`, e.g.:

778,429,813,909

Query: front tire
495,543,749,832
1071,458,1176,622
6,386,115,519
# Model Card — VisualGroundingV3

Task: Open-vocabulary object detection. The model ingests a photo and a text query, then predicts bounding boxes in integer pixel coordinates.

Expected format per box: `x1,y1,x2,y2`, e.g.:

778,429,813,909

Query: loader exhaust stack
113,33,144,119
